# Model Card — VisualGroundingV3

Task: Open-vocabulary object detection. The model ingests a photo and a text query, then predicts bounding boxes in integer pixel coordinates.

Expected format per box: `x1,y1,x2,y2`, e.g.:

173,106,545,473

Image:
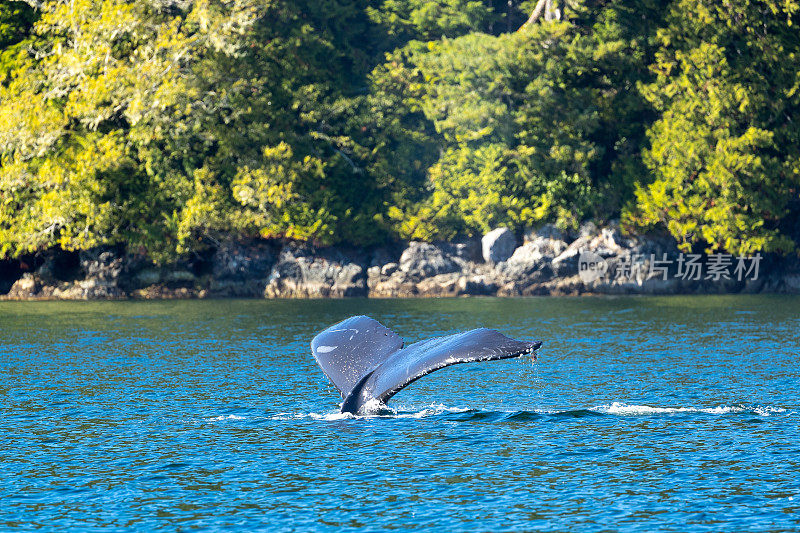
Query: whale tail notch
311,316,542,414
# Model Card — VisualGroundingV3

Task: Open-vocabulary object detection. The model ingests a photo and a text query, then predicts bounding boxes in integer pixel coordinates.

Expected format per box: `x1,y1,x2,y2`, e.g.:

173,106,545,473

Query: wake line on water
272,403,471,421
592,402,786,417
205,402,789,423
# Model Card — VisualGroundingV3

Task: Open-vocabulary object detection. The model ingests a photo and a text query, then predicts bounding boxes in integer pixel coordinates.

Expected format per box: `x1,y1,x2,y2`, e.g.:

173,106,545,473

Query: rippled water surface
2,296,800,531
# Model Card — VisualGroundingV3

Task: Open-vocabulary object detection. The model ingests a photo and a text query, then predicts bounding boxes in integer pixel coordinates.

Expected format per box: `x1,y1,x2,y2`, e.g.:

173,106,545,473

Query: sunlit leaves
626,1,800,254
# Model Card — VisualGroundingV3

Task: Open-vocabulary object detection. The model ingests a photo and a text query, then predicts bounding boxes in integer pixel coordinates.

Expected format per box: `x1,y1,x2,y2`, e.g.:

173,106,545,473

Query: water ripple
2,297,800,532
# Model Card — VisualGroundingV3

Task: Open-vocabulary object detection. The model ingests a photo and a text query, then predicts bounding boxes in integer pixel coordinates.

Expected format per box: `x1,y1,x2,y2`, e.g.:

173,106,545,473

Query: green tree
174,0,394,249
0,0,392,261
0,1,33,49
626,0,800,254
0,0,36,83
367,0,536,44
372,0,667,240
0,0,261,260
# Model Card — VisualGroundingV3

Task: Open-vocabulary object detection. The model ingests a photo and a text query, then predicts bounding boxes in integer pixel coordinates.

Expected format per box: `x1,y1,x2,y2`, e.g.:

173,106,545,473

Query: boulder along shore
2,223,799,300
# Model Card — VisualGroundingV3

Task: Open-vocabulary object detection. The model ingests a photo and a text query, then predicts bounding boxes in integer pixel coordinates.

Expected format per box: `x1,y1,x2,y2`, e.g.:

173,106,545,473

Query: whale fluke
311,316,542,414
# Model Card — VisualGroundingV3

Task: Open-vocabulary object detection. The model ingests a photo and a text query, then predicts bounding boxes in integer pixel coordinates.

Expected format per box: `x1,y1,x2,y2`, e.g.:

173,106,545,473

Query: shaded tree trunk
520,0,548,28
519,0,561,30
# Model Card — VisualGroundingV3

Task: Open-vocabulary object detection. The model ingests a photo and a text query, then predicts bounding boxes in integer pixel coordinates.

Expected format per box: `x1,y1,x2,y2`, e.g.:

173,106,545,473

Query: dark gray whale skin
311,316,542,414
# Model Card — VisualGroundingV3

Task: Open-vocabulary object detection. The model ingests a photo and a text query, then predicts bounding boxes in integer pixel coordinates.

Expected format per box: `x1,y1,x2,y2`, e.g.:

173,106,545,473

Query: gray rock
264,243,366,298
207,240,276,297
130,285,198,299
578,221,598,238
81,249,123,282
55,278,125,300
208,278,266,298
370,275,415,297
553,236,591,265
496,281,521,297
500,243,551,281
588,227,629,255
440,239,482,262
135,269,161,287
482,228,517,263
5,268,125,300
6,273,39,299
457,275,499,296
213,240,275,281
381,262,399,276
366,266,382,292
509,242,546,265
529,236,568,258
368,248,398,269
399,242,459,278
491,240,561,290
524,223,568,243
416,273,461,297
60,248,127,299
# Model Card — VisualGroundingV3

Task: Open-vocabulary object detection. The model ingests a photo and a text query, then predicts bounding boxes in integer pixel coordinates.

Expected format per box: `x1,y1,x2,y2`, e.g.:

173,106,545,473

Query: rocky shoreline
2,223,799,300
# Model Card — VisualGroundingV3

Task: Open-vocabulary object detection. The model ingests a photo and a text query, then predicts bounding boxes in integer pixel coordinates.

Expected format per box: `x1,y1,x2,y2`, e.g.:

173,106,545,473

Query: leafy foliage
367,0,533,43
0,0,797,261
377,1,665,239
0,0,35,83
0,0,389,260
625,0,800,254
0,1,34,49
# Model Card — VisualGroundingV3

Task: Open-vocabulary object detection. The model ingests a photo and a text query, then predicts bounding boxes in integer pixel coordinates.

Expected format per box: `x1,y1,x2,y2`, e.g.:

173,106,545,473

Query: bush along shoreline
2,224,799,300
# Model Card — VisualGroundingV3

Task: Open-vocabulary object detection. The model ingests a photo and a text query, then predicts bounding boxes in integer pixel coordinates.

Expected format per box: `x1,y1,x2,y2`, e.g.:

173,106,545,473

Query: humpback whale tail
311,316,542,414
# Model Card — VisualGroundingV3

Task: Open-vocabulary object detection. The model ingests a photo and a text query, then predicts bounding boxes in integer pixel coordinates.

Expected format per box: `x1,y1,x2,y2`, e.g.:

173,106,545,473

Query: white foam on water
391,403,472,419
308,412,359,421
207,414,246,421
268,402,471,421
208,403,789,423
592,402,787,417
268,409,375,421
752,406,788,416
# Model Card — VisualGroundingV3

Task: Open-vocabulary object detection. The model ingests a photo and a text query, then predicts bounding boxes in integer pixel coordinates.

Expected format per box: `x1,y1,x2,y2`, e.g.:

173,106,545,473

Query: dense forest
1,0,799,263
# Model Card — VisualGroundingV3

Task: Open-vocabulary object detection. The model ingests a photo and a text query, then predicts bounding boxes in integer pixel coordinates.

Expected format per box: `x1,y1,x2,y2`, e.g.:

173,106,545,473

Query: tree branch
519,0,562,30
519,0,548,30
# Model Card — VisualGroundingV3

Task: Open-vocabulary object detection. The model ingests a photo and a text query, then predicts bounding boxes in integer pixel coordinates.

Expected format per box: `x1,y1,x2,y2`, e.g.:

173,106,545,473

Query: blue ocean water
1,296,799,532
